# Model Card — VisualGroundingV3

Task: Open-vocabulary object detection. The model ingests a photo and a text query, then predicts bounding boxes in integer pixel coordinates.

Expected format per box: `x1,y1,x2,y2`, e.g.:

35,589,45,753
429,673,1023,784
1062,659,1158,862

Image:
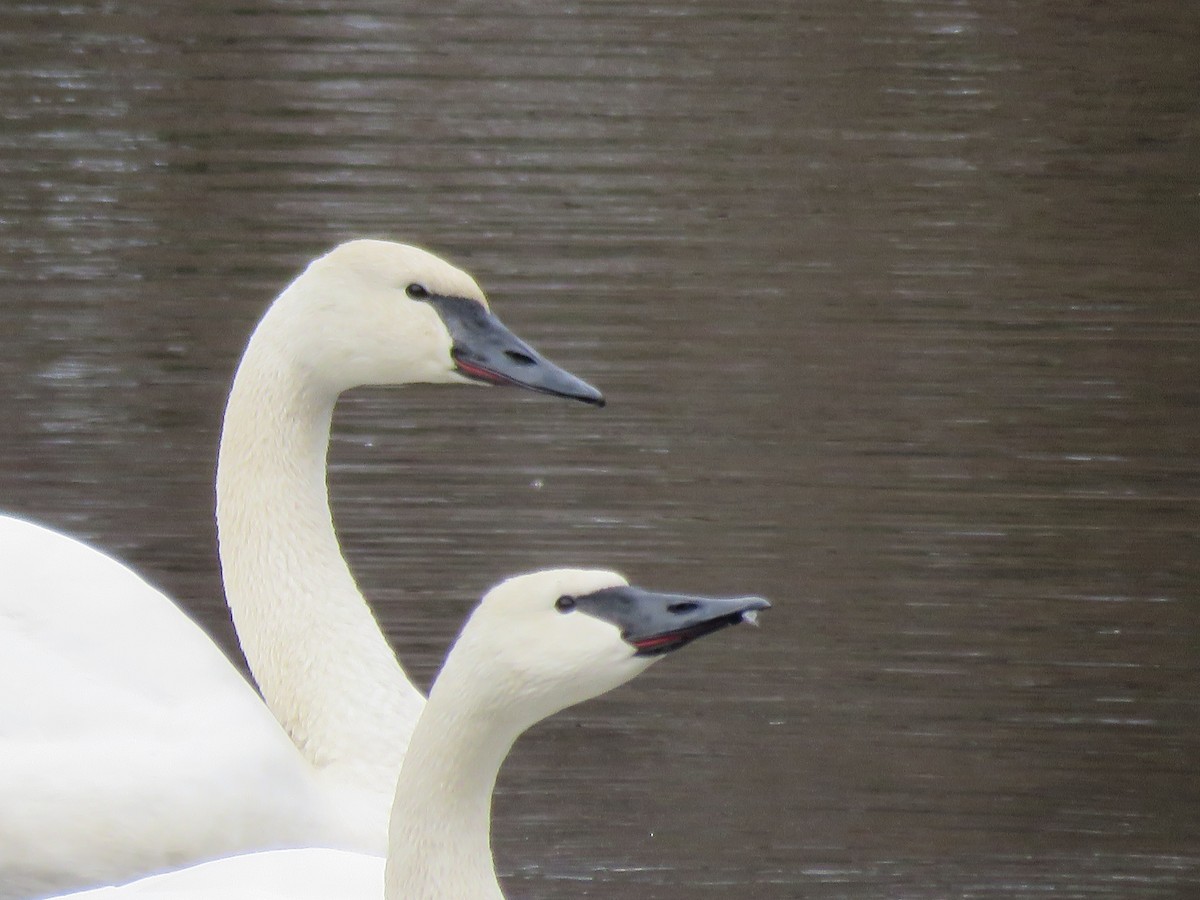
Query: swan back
0,516,332,898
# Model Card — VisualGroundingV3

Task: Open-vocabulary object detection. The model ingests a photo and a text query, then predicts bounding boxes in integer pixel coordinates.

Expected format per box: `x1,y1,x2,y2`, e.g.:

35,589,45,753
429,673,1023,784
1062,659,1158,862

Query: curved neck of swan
383,665,521,900
215,318,423,808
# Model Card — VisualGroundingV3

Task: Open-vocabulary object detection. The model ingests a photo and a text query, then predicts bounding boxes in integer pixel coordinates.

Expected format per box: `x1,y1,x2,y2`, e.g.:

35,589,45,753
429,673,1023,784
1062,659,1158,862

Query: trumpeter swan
47,568,769,899
0,240,604,898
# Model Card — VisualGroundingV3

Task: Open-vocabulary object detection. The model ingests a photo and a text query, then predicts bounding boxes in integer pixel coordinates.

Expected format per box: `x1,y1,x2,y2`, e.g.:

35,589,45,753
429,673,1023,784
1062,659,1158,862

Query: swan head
438,569,770,730
259,239,604,404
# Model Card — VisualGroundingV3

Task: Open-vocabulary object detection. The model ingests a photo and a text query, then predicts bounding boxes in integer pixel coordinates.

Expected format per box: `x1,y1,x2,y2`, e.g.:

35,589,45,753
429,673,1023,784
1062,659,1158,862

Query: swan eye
555,595,576,613
406,283,430,299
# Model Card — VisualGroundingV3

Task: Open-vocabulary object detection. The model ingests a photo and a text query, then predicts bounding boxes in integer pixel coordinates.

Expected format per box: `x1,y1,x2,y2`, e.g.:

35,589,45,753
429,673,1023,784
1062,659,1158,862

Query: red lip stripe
455,359,508,386
632,632,686,650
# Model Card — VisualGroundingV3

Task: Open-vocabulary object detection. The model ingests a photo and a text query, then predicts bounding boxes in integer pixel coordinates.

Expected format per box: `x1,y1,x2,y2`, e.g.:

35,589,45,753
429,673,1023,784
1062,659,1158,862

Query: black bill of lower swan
425,293,605,407
563,585,771,656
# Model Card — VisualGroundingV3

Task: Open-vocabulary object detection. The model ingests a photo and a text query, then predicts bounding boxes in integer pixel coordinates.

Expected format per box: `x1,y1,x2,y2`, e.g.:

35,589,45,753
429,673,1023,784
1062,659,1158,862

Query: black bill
426,294,605,407
565,585,770,657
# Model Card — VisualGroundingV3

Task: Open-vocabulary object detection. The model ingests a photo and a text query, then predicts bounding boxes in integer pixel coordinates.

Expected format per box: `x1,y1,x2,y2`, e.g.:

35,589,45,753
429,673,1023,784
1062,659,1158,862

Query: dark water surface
2,2,1199,897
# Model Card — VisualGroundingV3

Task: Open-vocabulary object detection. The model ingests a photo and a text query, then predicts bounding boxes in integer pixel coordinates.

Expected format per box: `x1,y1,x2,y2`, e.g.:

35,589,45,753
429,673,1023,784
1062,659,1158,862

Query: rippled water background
2,2,1198,897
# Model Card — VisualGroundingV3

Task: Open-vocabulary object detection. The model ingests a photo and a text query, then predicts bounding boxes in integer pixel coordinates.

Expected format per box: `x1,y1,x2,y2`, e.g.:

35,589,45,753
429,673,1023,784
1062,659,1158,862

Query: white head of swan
46,570,768,900
239,240,606,401
385,568,770,900
1,239,605,897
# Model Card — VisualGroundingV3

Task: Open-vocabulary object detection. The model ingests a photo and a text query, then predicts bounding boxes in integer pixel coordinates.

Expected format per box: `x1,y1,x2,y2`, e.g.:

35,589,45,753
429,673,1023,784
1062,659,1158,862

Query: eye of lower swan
555,596,576,613
405,283,430,299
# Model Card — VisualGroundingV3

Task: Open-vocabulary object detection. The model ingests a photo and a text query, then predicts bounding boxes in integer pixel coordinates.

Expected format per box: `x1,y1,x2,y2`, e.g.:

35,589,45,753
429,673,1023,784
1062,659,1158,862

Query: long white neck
215,314,425,817
383,660,520,900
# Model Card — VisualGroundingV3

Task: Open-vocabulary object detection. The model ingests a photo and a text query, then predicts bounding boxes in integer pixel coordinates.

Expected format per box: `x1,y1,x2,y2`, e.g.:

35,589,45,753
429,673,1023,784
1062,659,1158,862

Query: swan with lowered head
49,568,770,899
0,240,604,898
